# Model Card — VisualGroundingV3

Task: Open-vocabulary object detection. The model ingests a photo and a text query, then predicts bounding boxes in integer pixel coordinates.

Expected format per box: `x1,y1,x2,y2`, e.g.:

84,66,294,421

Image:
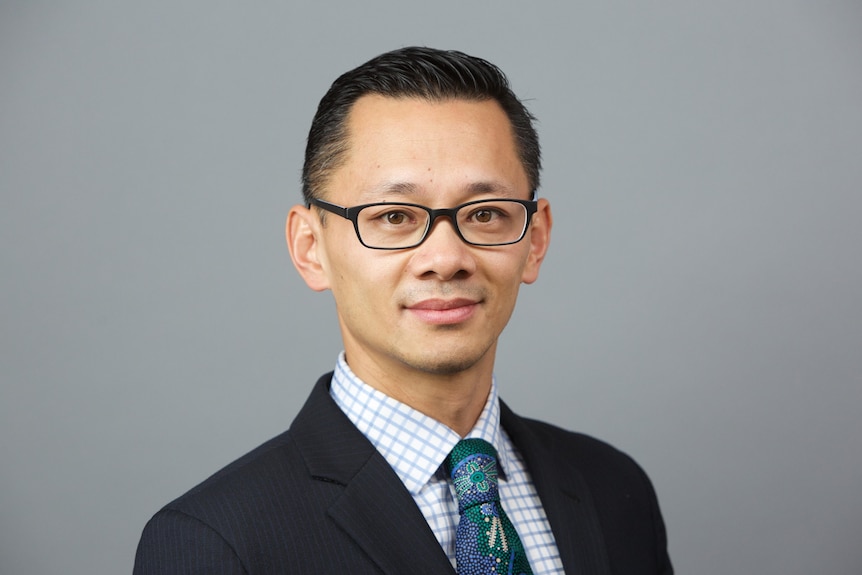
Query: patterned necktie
445,438,533,575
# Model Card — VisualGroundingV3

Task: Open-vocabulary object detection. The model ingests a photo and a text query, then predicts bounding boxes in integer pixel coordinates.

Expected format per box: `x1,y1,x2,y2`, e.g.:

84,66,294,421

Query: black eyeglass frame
309,197,539,250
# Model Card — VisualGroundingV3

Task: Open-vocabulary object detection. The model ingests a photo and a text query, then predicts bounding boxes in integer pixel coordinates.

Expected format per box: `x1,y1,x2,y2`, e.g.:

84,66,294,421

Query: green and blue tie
445,438,533,575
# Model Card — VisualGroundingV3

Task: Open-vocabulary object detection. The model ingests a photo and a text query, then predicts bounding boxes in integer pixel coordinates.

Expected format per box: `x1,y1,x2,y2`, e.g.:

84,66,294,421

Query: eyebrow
367,181,420,197
465,181,519,196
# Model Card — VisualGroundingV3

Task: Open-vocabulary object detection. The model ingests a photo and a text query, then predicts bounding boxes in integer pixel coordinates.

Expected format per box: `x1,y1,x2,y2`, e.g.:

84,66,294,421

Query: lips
406,298,480,325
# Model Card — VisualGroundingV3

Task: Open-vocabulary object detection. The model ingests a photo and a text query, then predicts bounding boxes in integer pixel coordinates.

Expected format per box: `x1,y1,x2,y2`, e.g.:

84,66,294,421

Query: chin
395,344,492,376
413,359,477,376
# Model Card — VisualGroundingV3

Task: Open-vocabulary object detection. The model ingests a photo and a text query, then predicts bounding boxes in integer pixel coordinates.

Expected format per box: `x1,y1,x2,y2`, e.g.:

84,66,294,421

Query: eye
384,211,408,225
472,209,495,223
466,206,506,224
360,204,424,229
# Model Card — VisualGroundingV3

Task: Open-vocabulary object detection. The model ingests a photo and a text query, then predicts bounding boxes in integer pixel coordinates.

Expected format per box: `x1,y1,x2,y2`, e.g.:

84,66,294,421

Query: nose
407,216,477,281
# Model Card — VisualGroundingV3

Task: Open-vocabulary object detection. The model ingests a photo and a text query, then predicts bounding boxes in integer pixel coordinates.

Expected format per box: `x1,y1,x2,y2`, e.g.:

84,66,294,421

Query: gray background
2,2,860,574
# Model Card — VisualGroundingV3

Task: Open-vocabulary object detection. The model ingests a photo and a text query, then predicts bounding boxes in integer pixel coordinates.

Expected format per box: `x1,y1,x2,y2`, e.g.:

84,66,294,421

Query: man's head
302,46,541,204
287,47,551,404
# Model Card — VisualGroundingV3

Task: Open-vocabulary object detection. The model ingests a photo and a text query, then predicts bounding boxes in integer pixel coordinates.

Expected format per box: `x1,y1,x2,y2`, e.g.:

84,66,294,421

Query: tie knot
445,438,500,512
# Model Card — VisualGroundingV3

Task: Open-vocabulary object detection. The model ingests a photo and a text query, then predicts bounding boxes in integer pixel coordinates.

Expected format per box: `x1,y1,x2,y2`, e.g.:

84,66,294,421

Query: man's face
291,95,551,383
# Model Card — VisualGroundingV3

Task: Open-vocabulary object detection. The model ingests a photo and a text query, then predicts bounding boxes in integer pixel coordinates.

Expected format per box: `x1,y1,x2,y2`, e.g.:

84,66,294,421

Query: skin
287,95,552,436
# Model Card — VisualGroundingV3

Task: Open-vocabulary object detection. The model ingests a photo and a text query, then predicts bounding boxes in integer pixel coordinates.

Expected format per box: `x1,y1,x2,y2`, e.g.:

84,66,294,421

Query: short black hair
302,46,541,204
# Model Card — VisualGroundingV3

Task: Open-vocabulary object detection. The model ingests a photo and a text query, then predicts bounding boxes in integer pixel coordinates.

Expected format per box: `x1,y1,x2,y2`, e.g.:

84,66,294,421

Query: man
134,47,672,574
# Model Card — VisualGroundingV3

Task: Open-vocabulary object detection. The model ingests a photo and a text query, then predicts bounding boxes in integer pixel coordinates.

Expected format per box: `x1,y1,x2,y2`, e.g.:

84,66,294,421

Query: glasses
310,197,539,250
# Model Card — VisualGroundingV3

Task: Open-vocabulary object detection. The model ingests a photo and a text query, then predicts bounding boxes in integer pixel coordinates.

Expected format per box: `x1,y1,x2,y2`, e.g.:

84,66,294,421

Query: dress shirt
330,352,565,574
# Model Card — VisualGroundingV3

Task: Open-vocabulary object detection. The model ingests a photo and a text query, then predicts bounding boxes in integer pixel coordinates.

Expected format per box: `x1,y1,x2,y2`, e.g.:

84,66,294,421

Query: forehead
333,95,528,202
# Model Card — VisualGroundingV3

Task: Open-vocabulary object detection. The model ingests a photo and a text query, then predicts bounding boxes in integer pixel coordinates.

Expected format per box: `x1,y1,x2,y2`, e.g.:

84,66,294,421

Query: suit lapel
327,455,455,574
501,401,612,575
291,375,455,574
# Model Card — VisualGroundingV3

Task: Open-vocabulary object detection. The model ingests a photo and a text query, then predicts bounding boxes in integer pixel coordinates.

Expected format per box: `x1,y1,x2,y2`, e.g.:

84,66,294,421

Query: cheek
481,255,528,315
328,251,398,306
487,248,531,285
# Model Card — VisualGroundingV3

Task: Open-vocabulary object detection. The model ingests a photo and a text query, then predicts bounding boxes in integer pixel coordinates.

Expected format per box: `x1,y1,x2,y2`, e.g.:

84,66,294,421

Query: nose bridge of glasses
425,206,465,240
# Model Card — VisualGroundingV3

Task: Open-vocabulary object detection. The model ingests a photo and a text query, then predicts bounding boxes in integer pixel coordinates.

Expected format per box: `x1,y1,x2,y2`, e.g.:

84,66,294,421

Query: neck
343,353,494,437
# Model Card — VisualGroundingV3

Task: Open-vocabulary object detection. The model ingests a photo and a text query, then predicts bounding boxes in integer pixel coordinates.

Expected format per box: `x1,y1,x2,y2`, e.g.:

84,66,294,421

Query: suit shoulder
513,415,656,489
135,429,311,574
158,374,339,518
506,414,673,574
162,427,307,516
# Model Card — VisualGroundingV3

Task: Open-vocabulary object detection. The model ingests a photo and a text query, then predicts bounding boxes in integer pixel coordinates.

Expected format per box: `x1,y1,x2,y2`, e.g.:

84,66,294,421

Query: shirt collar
330,352,510,495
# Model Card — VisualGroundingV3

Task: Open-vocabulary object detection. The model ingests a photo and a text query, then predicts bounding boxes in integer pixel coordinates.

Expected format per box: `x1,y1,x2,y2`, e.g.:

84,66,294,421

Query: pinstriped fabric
330,353,564,574
135,396,448,574
134,373,673,574
135,509,247,574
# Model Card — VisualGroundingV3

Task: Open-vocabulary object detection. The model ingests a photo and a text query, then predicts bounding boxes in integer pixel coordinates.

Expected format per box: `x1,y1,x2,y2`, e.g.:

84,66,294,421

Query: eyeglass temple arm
309,198,351,218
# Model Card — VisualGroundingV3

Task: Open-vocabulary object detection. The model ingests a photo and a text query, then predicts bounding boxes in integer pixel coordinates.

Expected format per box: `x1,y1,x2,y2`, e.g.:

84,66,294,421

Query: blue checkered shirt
330,353,565,573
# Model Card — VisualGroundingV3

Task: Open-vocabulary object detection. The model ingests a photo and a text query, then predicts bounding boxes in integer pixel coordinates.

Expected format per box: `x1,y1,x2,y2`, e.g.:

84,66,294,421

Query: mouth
405,298,480,325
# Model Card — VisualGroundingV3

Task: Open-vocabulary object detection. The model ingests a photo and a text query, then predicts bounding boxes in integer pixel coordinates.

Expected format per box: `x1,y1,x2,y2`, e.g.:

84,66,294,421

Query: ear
286,205,331,292
521,198,552,284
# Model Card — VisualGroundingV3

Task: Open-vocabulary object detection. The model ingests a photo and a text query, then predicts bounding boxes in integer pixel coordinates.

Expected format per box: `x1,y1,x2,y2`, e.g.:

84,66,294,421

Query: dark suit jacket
134,374,672,574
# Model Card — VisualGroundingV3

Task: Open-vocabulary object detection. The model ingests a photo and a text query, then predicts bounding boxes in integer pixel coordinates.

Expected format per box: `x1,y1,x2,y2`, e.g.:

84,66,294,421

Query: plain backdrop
2,2,861,574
